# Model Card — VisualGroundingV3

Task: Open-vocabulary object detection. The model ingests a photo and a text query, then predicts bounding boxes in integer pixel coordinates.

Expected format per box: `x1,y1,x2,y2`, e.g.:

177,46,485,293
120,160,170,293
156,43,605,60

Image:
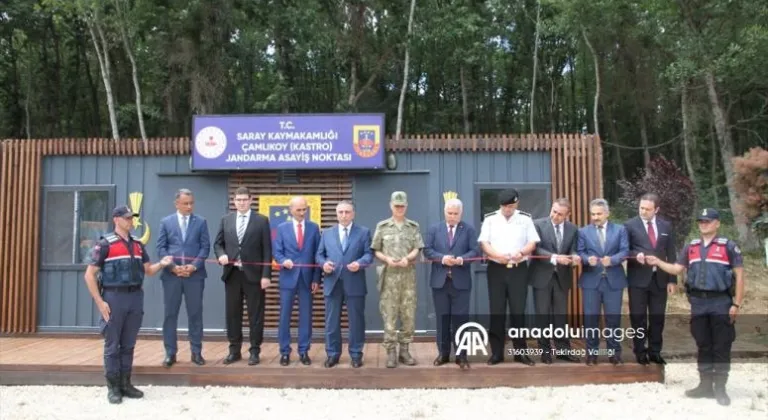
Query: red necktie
297,222,304,250
647,221,657,248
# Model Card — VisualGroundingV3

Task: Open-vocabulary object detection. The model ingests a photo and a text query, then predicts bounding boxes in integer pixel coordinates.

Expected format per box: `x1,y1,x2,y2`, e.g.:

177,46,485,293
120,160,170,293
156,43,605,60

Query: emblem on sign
352,125,381,158
195,126,227,159
129,192,151,245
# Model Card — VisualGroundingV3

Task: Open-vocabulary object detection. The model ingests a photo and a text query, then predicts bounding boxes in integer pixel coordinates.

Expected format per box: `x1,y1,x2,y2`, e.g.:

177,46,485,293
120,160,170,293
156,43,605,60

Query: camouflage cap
391,191,408,205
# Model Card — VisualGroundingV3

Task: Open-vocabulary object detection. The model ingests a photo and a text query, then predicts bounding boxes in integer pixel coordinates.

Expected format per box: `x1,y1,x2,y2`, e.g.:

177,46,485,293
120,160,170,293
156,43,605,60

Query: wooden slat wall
227,172,353,330
0,134,601,334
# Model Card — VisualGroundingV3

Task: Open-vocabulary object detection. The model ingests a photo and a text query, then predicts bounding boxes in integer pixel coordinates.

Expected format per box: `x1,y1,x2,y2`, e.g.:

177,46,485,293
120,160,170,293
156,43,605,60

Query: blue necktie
181,215,188,242
342,227,349,252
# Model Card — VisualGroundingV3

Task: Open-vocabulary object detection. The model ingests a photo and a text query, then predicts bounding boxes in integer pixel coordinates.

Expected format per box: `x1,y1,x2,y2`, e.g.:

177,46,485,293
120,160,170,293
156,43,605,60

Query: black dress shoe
299,353,311,365
586,356,598,366
351,359,363,368
609,355,624,366
223,353,242,365
280,354,290,366
433,354,450,366
649,354,667,365
541,353,553,364
487,355,503,365
191,353,205,366
514,355,535,366
248,353,260,365
636,353,650,365
556,354,580,363
324,357,339,368
456,358,470,369
162,355,176,368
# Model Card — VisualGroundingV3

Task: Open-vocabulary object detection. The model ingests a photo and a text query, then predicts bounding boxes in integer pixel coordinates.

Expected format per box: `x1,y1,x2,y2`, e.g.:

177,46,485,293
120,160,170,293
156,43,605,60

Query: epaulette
517,210,532,218
130,234,142,242
484,210,498,218
376,218,392,227
715,237,729,245
103,233,119,243
690,239,701,245
406,218,419,227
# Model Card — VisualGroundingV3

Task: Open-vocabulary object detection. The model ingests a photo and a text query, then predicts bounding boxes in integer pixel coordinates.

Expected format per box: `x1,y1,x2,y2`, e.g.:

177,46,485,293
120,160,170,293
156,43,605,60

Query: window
476,183,552,223
42,185,115,267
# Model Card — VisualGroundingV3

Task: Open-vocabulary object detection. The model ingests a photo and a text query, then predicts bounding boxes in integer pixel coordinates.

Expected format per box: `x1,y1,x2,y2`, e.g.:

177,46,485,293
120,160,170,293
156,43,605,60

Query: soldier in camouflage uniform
371,191,425,368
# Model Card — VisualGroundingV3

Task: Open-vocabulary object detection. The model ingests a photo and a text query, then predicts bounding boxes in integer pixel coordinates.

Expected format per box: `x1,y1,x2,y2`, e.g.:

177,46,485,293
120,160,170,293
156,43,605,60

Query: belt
103,285,142,292
687,289,730,299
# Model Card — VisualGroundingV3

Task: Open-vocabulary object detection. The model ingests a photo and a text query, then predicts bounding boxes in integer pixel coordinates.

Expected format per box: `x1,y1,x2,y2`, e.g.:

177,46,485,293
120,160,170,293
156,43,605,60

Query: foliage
732,147,768,239
617,156,697,248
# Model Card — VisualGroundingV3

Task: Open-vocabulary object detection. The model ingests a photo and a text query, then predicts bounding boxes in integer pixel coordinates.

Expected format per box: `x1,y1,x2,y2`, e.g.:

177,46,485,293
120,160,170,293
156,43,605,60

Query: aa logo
454,322,489,356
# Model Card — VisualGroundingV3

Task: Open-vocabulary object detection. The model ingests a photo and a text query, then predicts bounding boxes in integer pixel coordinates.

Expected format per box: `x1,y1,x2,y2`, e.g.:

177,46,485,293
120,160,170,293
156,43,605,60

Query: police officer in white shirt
478,189,540,365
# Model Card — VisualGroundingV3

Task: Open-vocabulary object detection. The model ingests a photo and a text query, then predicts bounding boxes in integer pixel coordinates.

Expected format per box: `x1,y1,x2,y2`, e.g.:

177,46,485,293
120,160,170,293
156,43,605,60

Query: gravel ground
1,360,766,420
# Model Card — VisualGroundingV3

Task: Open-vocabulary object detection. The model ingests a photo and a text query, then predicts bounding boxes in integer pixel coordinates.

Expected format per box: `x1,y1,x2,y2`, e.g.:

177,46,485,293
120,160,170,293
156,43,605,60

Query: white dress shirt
478,210,540,263
339,223,353,243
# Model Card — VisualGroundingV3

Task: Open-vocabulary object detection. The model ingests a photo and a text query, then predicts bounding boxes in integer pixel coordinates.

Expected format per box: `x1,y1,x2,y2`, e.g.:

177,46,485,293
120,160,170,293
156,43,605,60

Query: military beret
498,189,519,205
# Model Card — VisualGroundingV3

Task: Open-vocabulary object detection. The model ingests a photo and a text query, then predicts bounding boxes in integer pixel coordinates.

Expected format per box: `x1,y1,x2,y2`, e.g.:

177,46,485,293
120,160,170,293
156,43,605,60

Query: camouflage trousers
378,269,417,350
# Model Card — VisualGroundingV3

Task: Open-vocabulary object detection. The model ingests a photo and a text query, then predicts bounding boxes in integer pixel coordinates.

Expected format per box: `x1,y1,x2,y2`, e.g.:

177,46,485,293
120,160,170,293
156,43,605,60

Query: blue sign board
191,114,386,170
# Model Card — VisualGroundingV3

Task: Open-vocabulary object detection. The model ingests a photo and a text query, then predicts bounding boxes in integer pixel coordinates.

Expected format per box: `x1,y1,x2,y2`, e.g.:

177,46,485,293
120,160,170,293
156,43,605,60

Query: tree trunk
710,120,719,208
639,115,650,168
681,81,698,189
704,71,756,249
86,11,120,140
582,29,600,138
115,0,147,142
460,65,470,134
396,0,417,141
529,0,541,134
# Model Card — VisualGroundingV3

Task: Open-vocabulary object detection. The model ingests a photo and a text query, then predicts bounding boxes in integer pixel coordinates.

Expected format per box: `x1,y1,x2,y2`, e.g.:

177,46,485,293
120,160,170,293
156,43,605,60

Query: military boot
105,374,123,404
684,371,714,399
120,372,144,399
713,374,731,406
386,348,398,368
398,344,416,366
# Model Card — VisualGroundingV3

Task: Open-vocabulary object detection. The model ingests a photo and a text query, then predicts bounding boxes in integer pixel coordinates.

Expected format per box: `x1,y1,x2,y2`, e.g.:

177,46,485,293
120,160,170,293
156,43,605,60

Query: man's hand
729,305,739,324
667,283,677,295
323,262,335,274
347,261,360,272
218,255,229,265
509,252,523,264
646,255,660,266
442,255,455,266
282,259,294,269
311,282,319,294
260,277,271,290
98,300,111,323
636,252,646,265
172,266,188,277
588,256,598,266
454,257,463,266
571,255,581,266
601,256,611,267
556,255,572,265
397,258,409,267
160,256,174,267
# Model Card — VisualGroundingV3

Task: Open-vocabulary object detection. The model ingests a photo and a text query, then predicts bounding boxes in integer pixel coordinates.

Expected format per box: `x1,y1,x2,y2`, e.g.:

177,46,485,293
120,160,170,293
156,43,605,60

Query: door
353,173,433,333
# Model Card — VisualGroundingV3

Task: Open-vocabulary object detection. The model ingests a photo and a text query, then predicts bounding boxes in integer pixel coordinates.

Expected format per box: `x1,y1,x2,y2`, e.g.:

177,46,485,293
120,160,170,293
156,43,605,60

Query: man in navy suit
624,193,677,365
156,189,210,367
577,198,629,366
423,198,479,369
273,196,321,366
315,200,373,368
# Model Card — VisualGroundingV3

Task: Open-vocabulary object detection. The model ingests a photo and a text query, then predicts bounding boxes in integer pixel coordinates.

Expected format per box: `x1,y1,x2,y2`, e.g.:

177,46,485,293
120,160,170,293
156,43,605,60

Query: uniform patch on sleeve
734,245,741,254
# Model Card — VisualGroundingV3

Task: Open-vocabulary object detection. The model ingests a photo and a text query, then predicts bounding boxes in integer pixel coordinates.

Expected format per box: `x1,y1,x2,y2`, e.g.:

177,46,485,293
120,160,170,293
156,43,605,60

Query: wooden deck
0,336,663,389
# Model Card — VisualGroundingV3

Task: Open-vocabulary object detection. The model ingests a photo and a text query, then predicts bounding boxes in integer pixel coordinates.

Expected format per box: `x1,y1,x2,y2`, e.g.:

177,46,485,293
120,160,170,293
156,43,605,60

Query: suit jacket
315,223,374,297
156,213,210,281
273,220,321,290
529,217,578,291
577,222,629,290
213,210,272,283
422,221,480,290
624,216,677,288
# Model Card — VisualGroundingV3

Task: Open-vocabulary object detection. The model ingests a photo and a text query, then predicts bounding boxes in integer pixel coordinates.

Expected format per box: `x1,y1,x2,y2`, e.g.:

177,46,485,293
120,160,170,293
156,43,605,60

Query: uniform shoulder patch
130,234,142,242
103,233,119,243
517,210,531,218
484,210,498,218
734,244,741,254
715,237,729,245
689,238,701,245
406,219,419,227
376,219,391,227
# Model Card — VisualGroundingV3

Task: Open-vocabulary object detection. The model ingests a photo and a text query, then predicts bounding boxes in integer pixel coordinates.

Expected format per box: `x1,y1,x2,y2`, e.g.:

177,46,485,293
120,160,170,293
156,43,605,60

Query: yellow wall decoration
129,192,151,244
258,195,322,227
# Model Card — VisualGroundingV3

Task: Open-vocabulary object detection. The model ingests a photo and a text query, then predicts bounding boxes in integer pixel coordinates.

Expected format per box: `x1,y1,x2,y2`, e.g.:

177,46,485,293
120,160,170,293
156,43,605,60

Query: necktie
181,215,188,242
598,225,606,249
237,215,246,243
555,224,562,250
448,225,454,246
342,227,349,252
647,221,657,248
297,222,304,250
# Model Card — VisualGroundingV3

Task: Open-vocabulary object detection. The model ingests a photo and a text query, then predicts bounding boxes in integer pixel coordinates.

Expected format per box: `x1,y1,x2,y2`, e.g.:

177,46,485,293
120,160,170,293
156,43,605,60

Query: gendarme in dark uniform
649,208,745,406
84,205,172,404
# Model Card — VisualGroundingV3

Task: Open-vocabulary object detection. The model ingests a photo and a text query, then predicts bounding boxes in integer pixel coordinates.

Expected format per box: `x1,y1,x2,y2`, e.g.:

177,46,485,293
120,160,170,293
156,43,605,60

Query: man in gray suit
529,198,581,364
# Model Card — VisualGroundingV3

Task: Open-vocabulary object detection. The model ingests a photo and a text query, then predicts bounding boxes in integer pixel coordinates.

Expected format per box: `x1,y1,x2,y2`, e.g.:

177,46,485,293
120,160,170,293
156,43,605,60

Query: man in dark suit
213,186,272,365
577,198,629,366
315,200,373,368
423,197,479,369
273,196,321,366
529,198,580,364
156,188,210,367
625,192,677,365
